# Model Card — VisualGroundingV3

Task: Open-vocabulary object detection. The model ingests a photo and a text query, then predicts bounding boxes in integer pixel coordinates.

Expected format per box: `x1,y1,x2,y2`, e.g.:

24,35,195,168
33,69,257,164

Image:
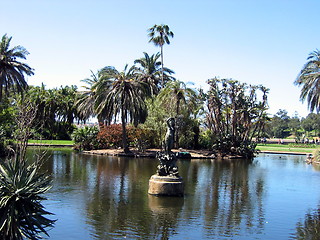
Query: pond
27,149,320,239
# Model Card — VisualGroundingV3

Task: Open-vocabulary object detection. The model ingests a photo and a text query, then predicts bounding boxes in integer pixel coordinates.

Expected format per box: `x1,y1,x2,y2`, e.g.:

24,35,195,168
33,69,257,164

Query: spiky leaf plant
0,156,55,240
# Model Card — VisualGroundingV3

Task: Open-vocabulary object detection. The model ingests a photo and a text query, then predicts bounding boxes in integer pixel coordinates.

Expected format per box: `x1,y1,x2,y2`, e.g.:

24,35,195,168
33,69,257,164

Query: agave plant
0,156,55,240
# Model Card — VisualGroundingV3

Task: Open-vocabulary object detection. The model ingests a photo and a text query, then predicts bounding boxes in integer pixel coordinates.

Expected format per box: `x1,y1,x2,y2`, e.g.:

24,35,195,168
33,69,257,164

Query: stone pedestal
148,175,184,196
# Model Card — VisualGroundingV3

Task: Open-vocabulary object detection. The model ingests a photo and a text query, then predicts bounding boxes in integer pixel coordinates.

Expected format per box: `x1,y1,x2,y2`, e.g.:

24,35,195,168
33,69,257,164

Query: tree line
1,24,320,158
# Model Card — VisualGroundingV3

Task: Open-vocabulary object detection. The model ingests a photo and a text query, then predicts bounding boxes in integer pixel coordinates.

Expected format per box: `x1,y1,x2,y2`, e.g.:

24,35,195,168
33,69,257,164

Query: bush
97,124,124,149
97,124,155,150
130,126,155,151
72,125,99,151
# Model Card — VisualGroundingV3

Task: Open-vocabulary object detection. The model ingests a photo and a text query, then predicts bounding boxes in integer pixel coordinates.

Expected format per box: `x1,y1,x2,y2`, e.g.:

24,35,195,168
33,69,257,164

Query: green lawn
256,143,318,153
28,139,74,145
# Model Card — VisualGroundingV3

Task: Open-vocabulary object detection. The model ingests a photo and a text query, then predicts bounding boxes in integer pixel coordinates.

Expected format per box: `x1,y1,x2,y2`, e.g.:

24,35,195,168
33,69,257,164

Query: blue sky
2,0,319,117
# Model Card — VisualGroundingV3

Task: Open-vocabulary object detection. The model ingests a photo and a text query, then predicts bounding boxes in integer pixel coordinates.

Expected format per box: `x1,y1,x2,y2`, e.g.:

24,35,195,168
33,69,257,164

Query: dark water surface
27,149,320,239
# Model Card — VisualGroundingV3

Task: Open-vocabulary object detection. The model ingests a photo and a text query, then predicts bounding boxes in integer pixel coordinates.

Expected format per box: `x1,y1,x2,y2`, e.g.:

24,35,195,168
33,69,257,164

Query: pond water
27,149,320,239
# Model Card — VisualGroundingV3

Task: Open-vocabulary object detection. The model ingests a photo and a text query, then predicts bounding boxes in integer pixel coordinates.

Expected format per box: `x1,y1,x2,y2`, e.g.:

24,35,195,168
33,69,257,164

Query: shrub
72,125,99,151
97,124,124,149
97,124,155,150
130,126,155,151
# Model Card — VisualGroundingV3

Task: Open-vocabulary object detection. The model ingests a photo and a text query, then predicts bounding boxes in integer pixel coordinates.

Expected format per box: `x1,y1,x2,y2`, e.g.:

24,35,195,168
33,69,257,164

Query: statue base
148,175,184,196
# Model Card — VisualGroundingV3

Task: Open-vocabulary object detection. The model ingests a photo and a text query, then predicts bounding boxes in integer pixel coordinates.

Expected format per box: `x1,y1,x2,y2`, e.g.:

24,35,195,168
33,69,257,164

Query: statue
148,117,184,196
164,117,175,154
156,118,179,177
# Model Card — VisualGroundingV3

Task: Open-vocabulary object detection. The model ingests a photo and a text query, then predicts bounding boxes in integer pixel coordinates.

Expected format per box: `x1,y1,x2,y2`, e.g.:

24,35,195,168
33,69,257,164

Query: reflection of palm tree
294,207,320,239
295,50,320,112
148,24,174,87
184,159,265,236
0,34,34,101
85,157,160,239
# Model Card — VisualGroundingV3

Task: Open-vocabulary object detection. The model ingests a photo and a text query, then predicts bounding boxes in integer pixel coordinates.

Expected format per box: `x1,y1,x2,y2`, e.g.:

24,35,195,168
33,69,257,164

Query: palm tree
295,49,320,112
76,67,113,122
134,52,175,96
158,80,197,147
158,80,197,118
95,65,148,153
148,24,174,87
0,34,34,101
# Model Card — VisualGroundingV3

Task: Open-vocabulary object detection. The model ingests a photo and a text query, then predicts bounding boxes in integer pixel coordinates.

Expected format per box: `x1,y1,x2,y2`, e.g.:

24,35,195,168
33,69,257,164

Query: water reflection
292,206,320,240
24,149,320,239
180,160,265,239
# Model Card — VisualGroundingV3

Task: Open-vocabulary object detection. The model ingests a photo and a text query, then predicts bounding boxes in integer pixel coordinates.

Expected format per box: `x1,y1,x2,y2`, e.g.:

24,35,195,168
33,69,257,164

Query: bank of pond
23,148,320,239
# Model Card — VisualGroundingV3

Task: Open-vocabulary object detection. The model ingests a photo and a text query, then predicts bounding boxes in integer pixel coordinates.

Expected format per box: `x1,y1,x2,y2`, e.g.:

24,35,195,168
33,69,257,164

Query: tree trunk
121,109,130,153
160,44,164,87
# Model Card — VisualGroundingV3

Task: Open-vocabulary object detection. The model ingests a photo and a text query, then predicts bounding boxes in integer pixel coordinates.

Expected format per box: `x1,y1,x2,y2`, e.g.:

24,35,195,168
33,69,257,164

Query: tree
76,67,113,122
301,113,320,136
0,34,34,101
269,109,290,138
288,113,301,138
94,65,148,153
157,80,198,147
19,85,80,139
134,52,175,95
295,49,320,112
148,24,174,87
206,78,269,158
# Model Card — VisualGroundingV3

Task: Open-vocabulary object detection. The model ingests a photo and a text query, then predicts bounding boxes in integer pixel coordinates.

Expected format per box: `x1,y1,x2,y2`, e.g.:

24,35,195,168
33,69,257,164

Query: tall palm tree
0,34,34,101
148,24,174,87
295,49,320,112
95,65,148,153
134,52,175,96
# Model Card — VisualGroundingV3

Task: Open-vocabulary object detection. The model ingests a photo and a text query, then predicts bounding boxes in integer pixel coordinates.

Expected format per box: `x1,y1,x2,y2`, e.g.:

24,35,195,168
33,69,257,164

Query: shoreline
82,148,310,159
27,144,311,158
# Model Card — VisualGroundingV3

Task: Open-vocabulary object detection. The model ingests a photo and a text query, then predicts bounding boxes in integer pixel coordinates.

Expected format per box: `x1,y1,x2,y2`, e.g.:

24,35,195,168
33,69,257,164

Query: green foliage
301,113,320,136
0,126,12,157
0,34,34,101
0,100,16,138
134,52,175,95
20,85,81,140
0,157,55,240
206,78,269,158
295,49,320,112
148,24,174,87
199,130,214,149
142,88,202,149
156,80,201,148
72,125,99,151
268,109,291,138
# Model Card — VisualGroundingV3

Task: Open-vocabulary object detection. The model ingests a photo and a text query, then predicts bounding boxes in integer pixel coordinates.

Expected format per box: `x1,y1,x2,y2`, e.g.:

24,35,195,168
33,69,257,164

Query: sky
1,0,320,117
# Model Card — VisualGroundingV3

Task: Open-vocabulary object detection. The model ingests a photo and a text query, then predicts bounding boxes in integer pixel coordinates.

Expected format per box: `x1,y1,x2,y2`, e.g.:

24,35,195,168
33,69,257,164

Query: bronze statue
156,117,179,177
164,117,175,154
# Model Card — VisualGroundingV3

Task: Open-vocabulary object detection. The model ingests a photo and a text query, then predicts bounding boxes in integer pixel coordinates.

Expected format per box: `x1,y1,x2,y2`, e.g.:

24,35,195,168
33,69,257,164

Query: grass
28,139,74,145
256,143,318,153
